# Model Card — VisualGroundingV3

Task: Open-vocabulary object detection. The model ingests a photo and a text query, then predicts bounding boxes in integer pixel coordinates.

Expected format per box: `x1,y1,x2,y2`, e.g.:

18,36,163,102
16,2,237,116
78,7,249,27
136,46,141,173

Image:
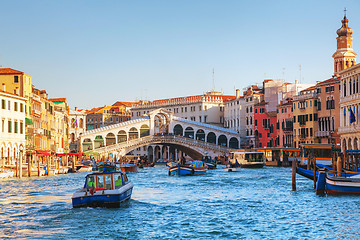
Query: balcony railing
299,121,306,126
315,131,331,137
282,127,293,132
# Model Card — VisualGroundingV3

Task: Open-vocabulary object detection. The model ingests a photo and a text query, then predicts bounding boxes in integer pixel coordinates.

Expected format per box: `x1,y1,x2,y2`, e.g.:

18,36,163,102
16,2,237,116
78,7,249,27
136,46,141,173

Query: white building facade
0,91,26,164
69,108,87,152
338,64,360,150
130,91,235,158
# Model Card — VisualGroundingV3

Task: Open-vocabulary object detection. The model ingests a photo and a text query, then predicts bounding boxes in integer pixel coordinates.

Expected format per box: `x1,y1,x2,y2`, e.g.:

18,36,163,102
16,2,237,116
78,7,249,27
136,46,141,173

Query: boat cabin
229,151,265,163
85,172,129,191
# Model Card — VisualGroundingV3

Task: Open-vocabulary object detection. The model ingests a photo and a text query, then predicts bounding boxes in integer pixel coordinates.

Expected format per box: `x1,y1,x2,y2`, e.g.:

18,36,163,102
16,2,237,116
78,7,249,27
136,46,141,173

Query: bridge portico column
160,146,163,161
153,145,156,162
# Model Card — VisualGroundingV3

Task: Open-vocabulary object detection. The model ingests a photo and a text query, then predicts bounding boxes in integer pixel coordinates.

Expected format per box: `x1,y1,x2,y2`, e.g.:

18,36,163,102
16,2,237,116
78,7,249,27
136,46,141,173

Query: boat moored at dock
316,169,360,195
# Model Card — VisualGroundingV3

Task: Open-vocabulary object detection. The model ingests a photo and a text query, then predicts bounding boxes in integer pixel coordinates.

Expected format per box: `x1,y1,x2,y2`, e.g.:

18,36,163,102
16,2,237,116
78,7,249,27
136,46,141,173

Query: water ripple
0,167,360,239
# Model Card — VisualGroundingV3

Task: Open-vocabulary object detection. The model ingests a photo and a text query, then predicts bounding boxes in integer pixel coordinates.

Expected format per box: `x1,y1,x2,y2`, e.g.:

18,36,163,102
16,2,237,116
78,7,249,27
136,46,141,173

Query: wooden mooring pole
37,156,40,177
292,157,297,191
313,156,316,189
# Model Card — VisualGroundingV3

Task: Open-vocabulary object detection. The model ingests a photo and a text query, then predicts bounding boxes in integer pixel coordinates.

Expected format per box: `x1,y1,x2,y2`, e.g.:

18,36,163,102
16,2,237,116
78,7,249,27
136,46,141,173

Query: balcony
293,92,318,101
33,109,41,116
299,134,307,140
299,121,306,126
315,131,331,137
282,127,293,132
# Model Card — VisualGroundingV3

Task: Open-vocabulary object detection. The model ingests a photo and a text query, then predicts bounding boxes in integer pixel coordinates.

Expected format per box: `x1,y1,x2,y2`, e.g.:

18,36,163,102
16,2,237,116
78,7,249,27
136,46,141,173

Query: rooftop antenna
299,64,302,84
212,68,215,91
282,67,285,81
344,7,347,17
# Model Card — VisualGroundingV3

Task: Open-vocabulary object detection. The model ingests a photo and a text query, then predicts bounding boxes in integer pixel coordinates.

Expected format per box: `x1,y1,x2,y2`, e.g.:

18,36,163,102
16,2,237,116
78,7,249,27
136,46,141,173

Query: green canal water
0,166,359,239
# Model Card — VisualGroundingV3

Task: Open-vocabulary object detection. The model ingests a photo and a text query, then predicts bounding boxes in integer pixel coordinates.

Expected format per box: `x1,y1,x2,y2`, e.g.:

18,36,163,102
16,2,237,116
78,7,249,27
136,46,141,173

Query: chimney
75,107,78,111
2,84,5,92
295,80,299,84
236,89,240,99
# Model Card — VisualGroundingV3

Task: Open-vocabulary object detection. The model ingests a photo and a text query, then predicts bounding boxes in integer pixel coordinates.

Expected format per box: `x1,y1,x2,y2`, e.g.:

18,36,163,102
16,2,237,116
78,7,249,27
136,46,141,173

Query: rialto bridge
80,109,240,161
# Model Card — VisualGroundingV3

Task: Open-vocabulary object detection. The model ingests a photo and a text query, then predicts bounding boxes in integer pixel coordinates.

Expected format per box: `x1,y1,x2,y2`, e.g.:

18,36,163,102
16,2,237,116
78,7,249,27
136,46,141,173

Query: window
20,122,23,134
14,122,18,133
1,100,5,109
8,101,10,110
14,102,18,111
8,120,12,133
14,76,19,83
20,103,23,112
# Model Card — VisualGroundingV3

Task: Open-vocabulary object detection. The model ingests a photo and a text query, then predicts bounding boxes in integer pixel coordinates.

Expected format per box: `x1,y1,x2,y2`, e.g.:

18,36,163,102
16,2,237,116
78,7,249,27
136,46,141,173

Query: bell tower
332,13,357,75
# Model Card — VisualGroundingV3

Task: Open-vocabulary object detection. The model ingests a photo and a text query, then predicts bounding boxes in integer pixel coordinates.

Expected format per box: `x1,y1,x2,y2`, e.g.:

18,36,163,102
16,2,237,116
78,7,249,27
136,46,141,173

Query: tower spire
332,12,357,75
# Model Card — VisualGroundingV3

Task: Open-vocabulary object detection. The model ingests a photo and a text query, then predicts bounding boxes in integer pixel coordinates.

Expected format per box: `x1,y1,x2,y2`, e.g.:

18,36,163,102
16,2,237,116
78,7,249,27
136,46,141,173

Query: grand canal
0,166,359,239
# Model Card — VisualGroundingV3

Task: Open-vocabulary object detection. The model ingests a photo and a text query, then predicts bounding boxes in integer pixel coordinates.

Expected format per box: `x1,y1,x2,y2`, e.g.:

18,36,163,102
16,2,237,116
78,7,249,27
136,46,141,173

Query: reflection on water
1,167,360,239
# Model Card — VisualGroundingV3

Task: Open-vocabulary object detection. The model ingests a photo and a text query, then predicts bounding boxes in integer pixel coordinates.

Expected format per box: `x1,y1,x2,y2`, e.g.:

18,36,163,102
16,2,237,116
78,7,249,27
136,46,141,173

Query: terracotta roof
266,111,278,117
49,98,67,102
316,77,340,86
85,106,106,114
0,89,26,100
255,100,267,106
301,85,317,92
133,94,236,107
112,101,136,107
0,68,24,75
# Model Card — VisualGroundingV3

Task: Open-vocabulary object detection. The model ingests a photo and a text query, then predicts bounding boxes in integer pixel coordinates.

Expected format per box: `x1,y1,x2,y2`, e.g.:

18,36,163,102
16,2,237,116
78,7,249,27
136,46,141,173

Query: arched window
207,132,216,144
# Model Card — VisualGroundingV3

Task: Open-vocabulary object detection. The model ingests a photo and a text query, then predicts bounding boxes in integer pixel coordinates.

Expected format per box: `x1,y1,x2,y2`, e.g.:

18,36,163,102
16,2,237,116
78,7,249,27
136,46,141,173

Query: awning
35,150,51,156
67,152,84,157
25,118,33,125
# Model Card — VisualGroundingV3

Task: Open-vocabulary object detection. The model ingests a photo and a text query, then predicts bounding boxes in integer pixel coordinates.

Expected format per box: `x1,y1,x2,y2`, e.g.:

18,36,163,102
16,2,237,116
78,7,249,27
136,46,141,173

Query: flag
344,108,346,116
73,118,78,129
349,107,356,124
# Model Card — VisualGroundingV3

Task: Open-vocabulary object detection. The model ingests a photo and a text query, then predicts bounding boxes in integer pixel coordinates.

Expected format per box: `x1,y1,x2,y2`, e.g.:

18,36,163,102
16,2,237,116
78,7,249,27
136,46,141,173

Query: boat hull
72,183,133,208
325,176,360,195
224,167,239,172
296,167,318,181
168,165,207,176
120,166,138,173
240,163,264,168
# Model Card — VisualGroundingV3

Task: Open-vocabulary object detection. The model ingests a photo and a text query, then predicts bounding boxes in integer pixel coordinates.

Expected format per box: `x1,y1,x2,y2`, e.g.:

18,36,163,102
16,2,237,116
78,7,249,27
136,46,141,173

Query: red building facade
254,101,278,148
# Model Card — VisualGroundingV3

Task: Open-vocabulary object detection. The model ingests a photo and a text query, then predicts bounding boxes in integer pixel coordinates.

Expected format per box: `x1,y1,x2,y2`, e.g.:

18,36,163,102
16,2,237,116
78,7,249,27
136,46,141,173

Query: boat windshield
245,153,263,162
114,173,123,189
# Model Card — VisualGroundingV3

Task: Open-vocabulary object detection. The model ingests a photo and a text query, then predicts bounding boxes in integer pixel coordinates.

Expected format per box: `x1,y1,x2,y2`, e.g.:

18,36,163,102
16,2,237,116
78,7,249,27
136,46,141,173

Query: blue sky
1,0,359,109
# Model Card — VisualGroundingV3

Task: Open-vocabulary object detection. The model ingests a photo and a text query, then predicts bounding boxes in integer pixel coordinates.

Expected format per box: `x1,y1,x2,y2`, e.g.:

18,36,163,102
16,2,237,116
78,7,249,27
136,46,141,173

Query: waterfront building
334,15,360,151
39,91,55,152
130,91,235,159
49,98,70,153
0,68,34,150
242,86,263,148
292,86,318,148
0,90,26,164
315,77,341,146
28,88,42,152
69,108,87,152
224,89,245,145
339,65,360,150
131,91,235,127
276,98,294,148
86,103,132,131
254,100,278,148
